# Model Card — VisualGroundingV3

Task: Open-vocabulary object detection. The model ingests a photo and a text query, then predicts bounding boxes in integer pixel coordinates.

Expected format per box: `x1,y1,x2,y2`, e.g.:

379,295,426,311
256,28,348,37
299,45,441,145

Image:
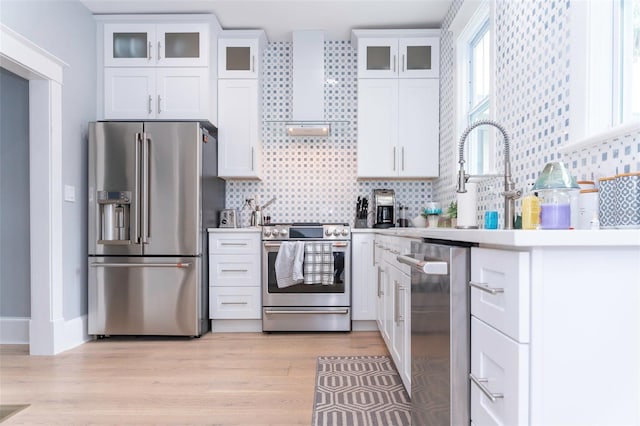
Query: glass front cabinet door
104,23,209,67
218,38,261,79
357,36,439,79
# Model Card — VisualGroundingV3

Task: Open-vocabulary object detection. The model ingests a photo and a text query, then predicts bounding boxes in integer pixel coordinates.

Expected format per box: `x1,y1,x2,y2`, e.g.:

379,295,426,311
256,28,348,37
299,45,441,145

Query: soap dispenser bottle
522,183,541,230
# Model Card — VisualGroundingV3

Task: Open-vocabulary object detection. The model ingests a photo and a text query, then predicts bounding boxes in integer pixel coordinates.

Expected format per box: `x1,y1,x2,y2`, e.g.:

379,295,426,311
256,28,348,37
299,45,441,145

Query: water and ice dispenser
97,191,131,243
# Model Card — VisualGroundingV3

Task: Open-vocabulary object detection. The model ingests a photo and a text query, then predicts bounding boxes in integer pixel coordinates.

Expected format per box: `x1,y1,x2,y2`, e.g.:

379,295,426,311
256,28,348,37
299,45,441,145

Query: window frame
453,0,497,178
567,0,640,152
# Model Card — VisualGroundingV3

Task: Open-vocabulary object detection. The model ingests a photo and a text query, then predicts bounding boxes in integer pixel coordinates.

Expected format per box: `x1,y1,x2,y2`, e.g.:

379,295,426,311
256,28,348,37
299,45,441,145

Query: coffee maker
373,189,395,228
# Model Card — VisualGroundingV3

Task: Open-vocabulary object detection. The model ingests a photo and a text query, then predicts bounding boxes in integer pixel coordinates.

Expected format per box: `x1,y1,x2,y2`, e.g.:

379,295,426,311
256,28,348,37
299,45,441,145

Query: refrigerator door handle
90,262,192,268
141,133,150,244
133,133,142,244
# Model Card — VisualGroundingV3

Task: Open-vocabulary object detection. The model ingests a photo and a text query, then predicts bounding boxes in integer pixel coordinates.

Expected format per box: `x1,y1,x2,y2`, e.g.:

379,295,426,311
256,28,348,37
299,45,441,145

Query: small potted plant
446,201,458,228
423,202,442,227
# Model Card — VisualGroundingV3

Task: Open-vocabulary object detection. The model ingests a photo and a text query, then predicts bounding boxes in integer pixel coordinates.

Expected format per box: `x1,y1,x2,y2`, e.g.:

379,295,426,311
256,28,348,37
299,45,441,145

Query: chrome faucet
457,119,521,230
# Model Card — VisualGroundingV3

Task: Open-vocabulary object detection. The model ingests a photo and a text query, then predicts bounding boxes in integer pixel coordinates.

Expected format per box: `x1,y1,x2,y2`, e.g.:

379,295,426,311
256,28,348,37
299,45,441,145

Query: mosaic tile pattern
435,0,640,226
227,0,640,228
226,41,433,227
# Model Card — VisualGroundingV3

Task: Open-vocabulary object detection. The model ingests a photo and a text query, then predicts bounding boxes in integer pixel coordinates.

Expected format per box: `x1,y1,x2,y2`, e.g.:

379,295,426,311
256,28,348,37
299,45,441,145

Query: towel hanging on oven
303,242,334,285
275,241,305,288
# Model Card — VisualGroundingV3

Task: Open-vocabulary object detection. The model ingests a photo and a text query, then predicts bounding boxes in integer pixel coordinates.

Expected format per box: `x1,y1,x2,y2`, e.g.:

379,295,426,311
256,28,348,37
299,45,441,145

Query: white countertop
207,227,262,233
352,227,640,247
208,226,640,247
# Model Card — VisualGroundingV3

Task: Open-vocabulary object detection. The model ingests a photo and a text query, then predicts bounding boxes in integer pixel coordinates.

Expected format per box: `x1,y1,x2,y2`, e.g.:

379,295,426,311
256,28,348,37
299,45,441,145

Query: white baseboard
61,314,89,352
0,316,30,344
1,315,89,353
211,319,263,333
352,320,378,331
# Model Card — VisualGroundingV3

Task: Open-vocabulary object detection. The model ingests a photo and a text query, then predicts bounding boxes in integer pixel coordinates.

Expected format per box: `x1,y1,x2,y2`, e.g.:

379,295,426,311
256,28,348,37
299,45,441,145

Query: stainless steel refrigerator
88,121,225,337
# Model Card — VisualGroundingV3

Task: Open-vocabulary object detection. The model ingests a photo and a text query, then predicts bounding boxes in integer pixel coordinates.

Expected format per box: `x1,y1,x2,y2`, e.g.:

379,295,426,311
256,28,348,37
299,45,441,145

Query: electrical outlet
64,185,75,202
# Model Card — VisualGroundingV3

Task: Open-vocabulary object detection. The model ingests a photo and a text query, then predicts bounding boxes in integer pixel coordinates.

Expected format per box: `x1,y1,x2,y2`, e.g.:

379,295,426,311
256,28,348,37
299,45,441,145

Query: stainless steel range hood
285,30,333,137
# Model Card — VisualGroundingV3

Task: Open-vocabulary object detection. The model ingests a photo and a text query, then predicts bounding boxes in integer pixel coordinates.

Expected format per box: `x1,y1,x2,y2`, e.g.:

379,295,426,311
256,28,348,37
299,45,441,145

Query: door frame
0,24,67,355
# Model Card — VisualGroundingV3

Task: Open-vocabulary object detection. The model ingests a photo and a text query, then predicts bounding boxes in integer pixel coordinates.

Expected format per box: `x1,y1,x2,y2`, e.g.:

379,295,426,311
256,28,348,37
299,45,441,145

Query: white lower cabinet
471,317,529,426
371,234,414,393
351,234,377,322
470,244,640,425
208,230,261,331
209,286,261,319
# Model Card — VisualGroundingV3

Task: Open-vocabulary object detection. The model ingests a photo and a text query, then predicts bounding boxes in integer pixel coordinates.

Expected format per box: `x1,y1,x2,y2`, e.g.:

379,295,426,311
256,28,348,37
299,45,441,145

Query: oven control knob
340,228,349,236
279,229,288,237
325,227,334,236
263,229,272,237
333,229,341,237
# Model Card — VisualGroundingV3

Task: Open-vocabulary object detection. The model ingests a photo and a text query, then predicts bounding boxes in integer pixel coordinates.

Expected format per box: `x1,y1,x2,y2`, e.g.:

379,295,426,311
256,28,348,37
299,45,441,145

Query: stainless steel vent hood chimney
287,30,330,136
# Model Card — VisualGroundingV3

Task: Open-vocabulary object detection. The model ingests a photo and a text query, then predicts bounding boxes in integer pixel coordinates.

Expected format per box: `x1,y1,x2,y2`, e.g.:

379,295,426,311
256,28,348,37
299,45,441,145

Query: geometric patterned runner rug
312,356,410,426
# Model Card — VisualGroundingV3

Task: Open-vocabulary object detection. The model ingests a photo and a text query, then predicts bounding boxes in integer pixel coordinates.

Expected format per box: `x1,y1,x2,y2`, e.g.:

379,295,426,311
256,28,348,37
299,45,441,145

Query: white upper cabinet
353,29,440,179
104,22,209,67
98,15,219,123
352,30,440,79
104,67,209,120
218,32,266,79
357,77,439,178
217,79,262,178
217,30,266,179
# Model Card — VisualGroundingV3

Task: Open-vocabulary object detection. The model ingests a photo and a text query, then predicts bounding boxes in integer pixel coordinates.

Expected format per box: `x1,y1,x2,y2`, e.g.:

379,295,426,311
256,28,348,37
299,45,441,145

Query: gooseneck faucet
457,119,521,230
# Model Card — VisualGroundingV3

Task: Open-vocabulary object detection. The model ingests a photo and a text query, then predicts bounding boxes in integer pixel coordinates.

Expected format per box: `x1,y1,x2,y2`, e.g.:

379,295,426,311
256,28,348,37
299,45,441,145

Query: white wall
0,68,31,317
0,1,96,319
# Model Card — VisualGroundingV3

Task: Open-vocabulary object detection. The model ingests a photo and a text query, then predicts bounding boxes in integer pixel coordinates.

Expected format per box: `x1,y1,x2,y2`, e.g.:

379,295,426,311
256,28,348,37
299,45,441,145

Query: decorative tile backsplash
226,0,639,228
435,0,640,226
225,41,433,227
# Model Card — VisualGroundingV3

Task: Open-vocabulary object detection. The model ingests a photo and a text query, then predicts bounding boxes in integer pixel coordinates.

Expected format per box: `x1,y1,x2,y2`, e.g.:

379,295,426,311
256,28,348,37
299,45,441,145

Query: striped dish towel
303,242,334,285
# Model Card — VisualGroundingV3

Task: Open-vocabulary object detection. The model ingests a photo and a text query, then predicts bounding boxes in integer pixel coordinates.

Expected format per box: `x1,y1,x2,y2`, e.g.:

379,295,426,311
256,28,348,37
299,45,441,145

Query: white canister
578,189,599,229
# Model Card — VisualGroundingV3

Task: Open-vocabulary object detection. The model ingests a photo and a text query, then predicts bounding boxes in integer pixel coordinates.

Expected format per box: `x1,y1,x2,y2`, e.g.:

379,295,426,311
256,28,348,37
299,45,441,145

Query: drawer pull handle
470,373,504,402
469,281,504,295
221,243,248,246
221,301,248,305
221,269,249,273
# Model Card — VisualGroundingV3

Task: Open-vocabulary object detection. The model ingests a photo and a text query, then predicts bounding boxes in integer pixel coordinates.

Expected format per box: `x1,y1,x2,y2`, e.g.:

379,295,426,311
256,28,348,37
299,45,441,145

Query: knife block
354,218,368,228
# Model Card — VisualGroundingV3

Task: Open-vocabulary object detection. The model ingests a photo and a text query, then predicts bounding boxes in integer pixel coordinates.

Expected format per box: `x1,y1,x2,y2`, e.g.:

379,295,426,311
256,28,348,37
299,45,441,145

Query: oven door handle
263,309,350,315
263,242,349,248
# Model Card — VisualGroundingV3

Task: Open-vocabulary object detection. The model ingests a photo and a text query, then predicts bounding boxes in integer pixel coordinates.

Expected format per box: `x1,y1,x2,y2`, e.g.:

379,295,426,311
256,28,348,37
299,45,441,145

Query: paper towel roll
456,182,478,228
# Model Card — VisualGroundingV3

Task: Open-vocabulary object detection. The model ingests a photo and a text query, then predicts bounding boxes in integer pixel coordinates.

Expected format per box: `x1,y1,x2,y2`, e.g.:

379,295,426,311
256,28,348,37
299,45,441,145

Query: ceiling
81,0,453,41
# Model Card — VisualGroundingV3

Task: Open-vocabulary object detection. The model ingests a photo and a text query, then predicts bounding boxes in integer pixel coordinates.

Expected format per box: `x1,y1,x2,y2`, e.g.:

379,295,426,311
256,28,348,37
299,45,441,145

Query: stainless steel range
262,223,351,332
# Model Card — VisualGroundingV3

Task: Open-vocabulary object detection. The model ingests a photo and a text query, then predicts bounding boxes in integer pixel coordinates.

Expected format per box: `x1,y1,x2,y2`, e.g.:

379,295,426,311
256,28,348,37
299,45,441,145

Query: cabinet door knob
157,95,162,114
148,41,152,60
148,95,152,114
157,41,162,60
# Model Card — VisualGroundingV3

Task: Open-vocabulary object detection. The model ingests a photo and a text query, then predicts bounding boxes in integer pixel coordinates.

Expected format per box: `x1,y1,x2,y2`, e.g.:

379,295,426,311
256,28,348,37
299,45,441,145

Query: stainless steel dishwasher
397,238,474,426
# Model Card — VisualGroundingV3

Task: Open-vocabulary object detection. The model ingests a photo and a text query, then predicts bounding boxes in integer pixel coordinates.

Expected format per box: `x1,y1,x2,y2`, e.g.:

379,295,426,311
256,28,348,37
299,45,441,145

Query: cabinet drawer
209,255,259,286
471,317,529,426
471,247,530,343
209,233,260,254
210,286,261,319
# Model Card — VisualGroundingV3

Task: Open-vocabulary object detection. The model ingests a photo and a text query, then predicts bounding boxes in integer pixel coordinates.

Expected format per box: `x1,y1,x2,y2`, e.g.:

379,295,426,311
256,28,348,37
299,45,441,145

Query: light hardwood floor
0,331,388,425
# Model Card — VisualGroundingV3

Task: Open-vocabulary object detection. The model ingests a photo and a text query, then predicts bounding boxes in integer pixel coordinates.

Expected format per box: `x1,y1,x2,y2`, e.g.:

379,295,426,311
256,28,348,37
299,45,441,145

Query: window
615,0,640,123
569,0,640,147
453,0,495,176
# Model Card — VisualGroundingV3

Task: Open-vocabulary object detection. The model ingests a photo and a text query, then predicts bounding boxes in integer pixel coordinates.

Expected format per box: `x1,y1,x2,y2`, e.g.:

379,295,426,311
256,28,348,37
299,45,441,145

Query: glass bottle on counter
522,183,541,230
538,189,572,229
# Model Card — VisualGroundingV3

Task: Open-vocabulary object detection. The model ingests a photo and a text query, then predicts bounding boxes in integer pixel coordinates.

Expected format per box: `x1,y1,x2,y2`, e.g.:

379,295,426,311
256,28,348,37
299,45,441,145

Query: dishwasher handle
396,254,448,275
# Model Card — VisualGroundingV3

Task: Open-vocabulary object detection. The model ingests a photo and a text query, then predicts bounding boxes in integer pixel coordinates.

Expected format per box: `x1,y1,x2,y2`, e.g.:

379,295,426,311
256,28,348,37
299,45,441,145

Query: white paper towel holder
455,181,479,229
